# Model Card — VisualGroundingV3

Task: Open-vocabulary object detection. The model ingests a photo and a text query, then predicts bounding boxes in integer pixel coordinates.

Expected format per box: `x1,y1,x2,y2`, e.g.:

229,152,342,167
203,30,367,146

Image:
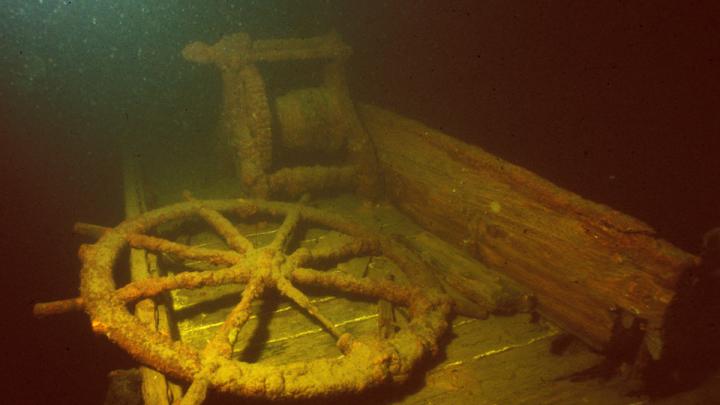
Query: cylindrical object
275,87,347,153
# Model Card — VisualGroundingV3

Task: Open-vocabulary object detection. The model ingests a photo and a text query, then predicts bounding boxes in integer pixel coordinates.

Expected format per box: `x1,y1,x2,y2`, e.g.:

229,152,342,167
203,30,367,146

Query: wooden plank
313,194,535,316
121,143,183,404
175,290,378,361
409,332,630,405
360,103,697,354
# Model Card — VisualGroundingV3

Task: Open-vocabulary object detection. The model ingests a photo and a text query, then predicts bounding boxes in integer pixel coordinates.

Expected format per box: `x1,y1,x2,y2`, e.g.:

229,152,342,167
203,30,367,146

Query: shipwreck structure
181,31,380,199
34,32,702,404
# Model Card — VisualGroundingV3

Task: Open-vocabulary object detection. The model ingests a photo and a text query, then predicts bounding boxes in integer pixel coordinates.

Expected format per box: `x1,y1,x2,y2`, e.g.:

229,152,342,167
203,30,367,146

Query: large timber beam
359,104,698,358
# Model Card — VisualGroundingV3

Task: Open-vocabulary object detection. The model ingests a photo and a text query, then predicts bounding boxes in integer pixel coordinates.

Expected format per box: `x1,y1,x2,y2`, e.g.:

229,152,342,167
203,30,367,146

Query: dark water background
2,1,718,403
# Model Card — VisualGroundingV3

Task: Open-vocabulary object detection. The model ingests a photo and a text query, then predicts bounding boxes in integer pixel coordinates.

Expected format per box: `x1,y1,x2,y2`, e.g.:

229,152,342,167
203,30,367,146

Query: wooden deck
127,138,644,404
111,117,720,404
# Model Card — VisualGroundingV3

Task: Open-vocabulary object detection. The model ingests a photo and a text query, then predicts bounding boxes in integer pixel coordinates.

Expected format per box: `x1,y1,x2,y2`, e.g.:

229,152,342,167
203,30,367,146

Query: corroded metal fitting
36,198,451,403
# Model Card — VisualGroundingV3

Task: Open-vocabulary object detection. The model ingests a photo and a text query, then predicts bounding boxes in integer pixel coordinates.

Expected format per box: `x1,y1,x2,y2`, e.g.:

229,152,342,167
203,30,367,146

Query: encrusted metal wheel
36,197,451,404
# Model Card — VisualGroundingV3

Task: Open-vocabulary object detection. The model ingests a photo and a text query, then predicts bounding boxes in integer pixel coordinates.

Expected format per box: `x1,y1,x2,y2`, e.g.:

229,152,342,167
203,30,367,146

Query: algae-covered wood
360,104,698,354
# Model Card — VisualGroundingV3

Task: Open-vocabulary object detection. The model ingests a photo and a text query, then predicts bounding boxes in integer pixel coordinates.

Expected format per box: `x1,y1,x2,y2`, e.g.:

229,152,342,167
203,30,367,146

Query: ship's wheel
34,196,451,404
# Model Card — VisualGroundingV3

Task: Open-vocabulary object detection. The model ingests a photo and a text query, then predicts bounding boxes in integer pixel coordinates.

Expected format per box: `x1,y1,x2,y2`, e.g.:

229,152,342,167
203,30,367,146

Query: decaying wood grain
398,231,534,316
360,104,698,355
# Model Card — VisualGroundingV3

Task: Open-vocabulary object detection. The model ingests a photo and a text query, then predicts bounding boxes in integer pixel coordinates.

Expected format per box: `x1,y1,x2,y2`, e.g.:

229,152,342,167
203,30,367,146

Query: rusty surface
35,198,451,403
182,32,379,199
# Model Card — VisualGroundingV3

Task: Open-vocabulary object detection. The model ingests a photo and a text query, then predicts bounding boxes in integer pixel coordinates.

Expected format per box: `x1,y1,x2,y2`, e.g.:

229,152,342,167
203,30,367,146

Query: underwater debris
35,197,451,403
362,104,698,359
182,32,380,199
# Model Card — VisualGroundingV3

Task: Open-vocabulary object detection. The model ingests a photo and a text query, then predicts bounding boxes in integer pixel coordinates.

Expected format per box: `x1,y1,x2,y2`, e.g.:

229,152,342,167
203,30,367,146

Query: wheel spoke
113,264,252,303
268,208,300,252
290,237,381,266
33,297,85,316
175,273,267,405
275,276,342,339
267,194,308,252
127,234,243,265
184,193,255,253
291,267,416,307
203,274,267,358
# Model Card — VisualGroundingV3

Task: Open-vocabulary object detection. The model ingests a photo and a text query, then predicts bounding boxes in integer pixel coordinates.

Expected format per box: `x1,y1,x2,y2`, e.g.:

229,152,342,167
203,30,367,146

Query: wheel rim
80,198,451,401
